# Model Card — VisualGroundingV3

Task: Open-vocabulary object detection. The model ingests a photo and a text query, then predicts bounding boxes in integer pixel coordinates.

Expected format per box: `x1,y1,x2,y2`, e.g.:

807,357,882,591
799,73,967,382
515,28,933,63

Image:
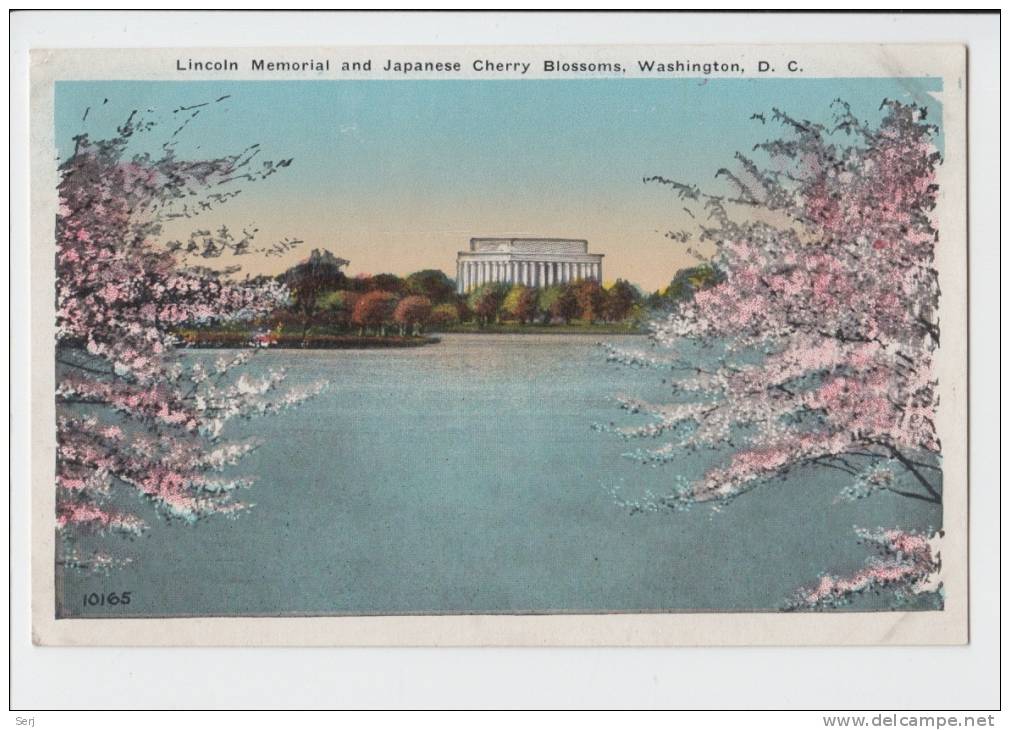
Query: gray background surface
10,10,999,710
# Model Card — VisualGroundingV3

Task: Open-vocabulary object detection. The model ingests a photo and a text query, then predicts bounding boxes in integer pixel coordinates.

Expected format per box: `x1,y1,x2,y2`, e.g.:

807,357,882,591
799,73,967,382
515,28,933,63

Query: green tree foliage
662,263,724,304
317,289,361,328
453,297,473,325
502,285,538,323
603,279,640,322
429,302,461,328
549,284,581,323
536,286,559,323
645,290,667,309
267,260,648,333
468,283,507,326
280,248,349,341
404,269,456,304
367,273,405,294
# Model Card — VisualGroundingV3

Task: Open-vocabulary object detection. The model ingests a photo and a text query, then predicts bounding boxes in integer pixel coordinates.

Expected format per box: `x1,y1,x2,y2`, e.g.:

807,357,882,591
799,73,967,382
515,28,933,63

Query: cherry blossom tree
56,103,322,573
602,100,943,609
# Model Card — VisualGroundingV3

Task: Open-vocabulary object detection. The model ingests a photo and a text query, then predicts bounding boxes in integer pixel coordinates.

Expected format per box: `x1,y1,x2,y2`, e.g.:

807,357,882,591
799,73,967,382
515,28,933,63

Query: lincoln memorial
456,237,604,294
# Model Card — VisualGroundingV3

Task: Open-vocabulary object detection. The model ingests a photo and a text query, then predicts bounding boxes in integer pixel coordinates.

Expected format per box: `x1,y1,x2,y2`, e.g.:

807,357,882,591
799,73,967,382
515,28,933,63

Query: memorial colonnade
456,238,604,294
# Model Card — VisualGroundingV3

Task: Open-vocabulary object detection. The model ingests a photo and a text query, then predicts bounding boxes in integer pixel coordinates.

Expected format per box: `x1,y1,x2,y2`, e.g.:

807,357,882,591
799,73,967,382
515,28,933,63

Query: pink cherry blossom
789,528,939,609
606,100,943,608
56,108,318,573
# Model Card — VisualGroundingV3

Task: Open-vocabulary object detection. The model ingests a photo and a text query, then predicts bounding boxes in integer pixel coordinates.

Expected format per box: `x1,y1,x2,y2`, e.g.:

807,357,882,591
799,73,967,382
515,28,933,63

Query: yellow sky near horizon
160,193,712,292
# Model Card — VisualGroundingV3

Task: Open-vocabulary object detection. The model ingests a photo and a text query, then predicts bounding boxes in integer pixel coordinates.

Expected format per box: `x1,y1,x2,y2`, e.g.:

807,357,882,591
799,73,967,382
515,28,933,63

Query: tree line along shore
177,249,722,349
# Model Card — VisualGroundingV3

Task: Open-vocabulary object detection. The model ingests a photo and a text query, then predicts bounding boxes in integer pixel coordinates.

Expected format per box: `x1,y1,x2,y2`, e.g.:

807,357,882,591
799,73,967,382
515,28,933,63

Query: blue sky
56,77,944,290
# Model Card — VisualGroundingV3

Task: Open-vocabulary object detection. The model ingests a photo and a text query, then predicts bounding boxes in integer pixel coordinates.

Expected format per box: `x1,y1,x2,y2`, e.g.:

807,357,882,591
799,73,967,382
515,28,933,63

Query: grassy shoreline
180,332,439,349
179,323,646,349
433,322,647,335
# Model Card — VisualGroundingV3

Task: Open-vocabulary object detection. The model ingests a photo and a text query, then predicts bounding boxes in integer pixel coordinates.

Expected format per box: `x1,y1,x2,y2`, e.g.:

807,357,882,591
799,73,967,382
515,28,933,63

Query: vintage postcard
29,44,967,645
